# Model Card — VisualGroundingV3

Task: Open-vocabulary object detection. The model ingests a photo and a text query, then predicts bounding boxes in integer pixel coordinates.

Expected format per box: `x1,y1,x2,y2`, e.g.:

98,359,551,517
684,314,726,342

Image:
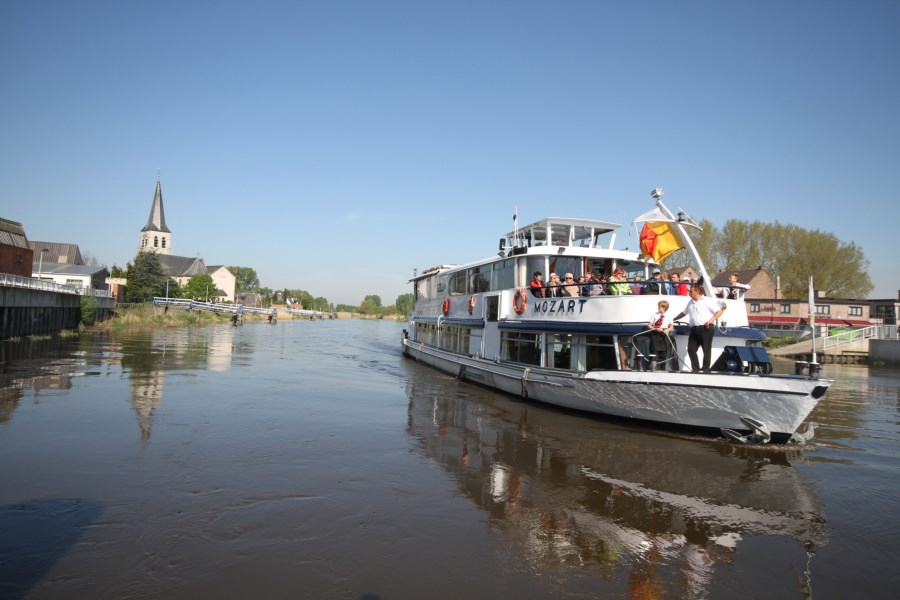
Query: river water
0,320,897,599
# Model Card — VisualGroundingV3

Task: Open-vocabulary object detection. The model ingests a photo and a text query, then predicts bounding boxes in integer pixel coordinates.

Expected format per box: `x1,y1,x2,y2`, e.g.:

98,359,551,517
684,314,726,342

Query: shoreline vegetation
82,305,405,334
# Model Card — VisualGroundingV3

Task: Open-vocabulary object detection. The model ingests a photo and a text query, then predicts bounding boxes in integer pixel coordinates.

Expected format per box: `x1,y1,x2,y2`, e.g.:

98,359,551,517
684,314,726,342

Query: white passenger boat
401,189,830,443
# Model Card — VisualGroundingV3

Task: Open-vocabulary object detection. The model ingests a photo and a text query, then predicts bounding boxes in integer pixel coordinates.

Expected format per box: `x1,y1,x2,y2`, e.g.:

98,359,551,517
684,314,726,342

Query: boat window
469,266,490,293
500,331,541,366
440,324,455,350
585,335,618,371
526,257,546,283
547,333,574,369
486,295,499,322
548,257,584,279
449,272,466,296
417,323,438,346
587,260,608,276
616,262,644,281
436,276,447,295
491,259,515,291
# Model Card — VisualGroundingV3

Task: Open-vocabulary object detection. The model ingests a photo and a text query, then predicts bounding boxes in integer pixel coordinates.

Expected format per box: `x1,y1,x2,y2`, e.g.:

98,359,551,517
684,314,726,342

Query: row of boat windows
413,323,621,371
415,257,653,300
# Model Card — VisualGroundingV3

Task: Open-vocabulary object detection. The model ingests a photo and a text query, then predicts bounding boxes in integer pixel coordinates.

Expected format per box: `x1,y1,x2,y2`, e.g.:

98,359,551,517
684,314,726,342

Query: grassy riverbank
89,305,270,332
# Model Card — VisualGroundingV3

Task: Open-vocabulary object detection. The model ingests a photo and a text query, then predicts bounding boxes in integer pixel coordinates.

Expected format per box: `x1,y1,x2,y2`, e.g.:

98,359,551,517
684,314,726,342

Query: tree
126,252,169,302
228,266,260,294
182,273,216,301
359,294,382,315
395,293,413,316
685,219,873,299
109,264,126,278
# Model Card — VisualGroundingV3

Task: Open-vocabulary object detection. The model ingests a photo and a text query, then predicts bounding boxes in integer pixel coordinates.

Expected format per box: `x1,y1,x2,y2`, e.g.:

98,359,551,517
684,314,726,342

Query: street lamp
37,248,49,280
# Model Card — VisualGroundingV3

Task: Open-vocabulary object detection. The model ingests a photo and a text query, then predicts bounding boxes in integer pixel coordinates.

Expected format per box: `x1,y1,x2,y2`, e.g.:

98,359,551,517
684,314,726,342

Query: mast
652,189,715,298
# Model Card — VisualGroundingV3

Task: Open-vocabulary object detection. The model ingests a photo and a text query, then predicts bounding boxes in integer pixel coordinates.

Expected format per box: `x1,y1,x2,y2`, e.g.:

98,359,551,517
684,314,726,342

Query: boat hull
402,338,827,442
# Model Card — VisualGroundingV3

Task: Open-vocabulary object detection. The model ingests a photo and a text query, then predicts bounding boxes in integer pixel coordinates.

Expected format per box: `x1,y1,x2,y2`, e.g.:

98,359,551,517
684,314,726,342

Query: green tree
126,252,169,302
228,266,260,294
182,273,216,301
395,293,413,316
359,294,382,315
109,264,126,278
685,219,873,299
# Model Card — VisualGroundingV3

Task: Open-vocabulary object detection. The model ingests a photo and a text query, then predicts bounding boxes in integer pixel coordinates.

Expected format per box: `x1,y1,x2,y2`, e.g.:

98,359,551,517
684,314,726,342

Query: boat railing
629,328,679,371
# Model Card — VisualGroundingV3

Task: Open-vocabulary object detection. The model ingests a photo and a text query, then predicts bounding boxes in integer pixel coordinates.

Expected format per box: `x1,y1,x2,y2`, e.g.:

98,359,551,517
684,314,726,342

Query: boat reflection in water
404,370,827,596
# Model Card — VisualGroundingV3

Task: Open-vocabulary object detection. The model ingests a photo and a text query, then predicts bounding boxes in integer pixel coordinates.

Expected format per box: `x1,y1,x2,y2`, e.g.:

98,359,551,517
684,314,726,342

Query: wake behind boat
401,189,830,443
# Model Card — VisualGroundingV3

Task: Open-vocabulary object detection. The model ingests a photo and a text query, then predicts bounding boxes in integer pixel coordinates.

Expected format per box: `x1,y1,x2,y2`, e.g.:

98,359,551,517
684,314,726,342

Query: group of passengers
529,269,704,298
530,271,609,298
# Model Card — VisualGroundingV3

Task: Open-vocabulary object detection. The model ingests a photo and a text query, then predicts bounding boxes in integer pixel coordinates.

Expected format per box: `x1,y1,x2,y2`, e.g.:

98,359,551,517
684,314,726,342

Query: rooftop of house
29,241,83,265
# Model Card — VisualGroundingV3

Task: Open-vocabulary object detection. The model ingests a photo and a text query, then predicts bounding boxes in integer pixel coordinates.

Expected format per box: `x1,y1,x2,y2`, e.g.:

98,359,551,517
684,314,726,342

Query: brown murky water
1,320,898,599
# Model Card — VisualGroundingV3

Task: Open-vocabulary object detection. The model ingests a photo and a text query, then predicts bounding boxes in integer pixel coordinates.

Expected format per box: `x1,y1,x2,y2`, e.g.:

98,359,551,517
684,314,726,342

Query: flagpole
652,191,715,298
809,275,817,364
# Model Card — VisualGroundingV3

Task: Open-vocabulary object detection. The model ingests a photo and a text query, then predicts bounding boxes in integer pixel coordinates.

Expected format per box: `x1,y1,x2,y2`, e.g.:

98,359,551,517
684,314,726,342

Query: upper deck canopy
505,217,622,249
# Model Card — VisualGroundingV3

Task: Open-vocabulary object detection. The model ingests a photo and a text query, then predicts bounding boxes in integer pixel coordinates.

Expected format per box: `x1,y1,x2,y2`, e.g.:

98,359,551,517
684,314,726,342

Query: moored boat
401,189,830,443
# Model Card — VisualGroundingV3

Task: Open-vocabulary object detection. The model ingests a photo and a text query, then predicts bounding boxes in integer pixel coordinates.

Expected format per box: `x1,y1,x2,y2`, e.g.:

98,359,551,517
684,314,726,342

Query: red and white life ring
468,294,476,314
513,289,526,314
442,297,450,316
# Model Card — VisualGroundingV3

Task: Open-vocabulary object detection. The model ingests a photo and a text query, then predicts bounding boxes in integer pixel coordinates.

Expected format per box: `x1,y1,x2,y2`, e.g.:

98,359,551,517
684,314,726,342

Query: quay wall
870,340,900,367
0,286,81,338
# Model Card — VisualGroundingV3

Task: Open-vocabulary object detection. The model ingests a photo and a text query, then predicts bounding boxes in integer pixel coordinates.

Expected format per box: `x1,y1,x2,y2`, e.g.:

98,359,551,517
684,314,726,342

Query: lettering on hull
531,298,587,316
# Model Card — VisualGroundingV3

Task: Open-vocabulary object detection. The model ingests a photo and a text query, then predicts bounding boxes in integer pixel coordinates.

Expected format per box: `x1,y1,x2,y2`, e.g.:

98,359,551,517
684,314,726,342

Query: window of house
780,304,791,313
849,306,863,316
750,303,760,313
815,305,830,315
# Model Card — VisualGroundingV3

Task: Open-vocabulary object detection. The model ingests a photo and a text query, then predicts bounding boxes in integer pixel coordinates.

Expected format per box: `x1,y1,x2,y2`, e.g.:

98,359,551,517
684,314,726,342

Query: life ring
513,289,526,314
442,297,450,316
468,294,476,314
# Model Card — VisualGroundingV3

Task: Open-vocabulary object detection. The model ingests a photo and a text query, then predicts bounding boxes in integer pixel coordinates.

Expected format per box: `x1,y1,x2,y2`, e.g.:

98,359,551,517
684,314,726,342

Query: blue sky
2,0,898,306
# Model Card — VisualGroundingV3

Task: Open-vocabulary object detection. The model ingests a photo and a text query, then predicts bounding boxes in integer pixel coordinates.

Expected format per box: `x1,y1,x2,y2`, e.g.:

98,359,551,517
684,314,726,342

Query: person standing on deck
673,285,725,373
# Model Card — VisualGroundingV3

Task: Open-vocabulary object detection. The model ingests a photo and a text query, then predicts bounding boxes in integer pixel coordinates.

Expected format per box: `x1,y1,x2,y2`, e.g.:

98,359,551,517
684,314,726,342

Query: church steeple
138,176,173,255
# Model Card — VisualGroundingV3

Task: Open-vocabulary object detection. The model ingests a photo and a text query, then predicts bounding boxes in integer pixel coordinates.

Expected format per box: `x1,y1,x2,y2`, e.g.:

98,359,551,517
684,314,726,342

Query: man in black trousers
673,285,725,373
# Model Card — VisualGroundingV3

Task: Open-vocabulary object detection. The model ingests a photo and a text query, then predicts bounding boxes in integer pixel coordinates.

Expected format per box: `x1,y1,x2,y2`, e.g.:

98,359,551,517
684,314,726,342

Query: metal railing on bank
152,297,276,316
0,273,112,297
820,324,898,351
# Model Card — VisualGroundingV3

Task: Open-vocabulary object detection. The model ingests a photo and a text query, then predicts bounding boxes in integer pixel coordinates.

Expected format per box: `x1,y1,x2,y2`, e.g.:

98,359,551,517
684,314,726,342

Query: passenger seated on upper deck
579,275,593,297
530,271,547,298
587,271,604,296
641,270,663,295
547,273,562,297
560,273,580,297
608,268,632,295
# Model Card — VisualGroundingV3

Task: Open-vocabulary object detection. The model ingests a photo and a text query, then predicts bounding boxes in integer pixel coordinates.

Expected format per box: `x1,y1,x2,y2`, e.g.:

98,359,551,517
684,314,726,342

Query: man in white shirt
673,285,725,373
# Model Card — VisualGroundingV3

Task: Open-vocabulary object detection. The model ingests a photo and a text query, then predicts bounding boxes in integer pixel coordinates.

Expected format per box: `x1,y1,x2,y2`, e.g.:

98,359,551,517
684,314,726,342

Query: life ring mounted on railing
513,289,526,314
442,297,450,316
468,294,475,315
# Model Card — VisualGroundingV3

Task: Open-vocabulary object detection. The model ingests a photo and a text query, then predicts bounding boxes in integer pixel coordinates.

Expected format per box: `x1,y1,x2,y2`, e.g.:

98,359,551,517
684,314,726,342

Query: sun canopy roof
505,217,622,248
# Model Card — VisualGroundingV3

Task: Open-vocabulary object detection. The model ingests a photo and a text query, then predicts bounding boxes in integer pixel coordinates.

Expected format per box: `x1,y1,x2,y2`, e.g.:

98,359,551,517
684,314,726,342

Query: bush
80,296,98,325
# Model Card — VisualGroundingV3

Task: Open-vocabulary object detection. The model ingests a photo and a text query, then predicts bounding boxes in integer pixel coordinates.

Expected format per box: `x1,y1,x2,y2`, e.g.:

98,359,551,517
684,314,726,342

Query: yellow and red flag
639,222,683,263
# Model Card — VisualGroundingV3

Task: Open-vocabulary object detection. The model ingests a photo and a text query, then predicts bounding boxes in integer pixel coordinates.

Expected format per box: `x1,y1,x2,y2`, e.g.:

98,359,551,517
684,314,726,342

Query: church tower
138,176,172,255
